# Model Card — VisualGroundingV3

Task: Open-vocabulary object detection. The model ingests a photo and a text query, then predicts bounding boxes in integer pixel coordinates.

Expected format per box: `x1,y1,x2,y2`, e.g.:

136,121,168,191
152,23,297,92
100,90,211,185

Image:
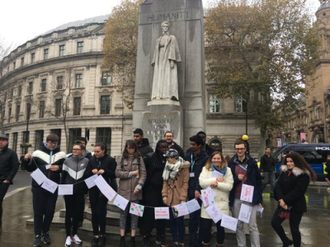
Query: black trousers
32,187,58,235
64,193,85,236
89,187,108,235
200,218,225,245
271,207,303,247
141,187,166,237
0,183,10,226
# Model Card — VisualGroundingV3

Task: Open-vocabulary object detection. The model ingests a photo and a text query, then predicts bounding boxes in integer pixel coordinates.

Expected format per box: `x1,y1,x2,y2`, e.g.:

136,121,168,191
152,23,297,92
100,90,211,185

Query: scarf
211,163,227,175
162,157,184,181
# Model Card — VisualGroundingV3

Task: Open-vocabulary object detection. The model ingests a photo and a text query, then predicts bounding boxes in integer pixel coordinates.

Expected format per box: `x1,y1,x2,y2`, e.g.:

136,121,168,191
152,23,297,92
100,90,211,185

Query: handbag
278,207,290,220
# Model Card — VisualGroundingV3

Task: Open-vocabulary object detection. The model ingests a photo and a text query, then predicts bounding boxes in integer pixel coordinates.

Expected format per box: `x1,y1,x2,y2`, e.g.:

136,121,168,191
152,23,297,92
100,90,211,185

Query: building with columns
0,15,260,158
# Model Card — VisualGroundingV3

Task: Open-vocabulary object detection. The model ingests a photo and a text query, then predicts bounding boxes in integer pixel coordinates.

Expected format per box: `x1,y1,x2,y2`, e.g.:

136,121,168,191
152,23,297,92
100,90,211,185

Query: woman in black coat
85,143,117,247
271,152,316,247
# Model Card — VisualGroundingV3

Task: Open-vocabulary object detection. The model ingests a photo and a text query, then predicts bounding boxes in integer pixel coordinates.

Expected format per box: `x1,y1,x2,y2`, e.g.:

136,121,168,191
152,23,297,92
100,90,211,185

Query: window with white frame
209,94,220,113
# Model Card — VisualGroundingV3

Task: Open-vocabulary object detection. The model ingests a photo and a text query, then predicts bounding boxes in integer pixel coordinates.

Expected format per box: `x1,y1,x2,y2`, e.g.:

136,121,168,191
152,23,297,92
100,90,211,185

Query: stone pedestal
143,101,182,148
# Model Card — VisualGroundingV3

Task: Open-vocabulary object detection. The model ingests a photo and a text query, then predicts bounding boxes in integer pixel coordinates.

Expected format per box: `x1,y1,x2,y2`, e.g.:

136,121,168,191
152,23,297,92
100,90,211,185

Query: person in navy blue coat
228,139,263,247
185,135,208,247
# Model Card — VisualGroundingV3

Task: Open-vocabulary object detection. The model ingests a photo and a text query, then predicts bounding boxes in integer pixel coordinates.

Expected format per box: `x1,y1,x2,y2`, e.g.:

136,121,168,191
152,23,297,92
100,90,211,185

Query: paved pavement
1,172,330,246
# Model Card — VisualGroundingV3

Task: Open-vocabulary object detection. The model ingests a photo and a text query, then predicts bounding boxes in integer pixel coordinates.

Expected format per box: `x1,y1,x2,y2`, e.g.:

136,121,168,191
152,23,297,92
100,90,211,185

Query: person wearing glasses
141,140,169,247
22,134,66,247
116,140,146,247
85,143,117,247
228,139,263,247
62,143,89,247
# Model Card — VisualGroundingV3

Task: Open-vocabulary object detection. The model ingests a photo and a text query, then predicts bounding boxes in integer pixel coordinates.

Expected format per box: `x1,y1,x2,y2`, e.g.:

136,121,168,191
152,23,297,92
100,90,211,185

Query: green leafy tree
103,0,142,109
205,0,319,140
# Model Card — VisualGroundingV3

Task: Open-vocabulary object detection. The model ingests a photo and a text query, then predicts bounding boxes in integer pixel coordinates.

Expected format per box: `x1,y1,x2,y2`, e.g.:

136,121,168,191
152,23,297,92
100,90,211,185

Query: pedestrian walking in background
116,140,146,247
260,147,276,197
85,143,117,247
22,134,66,247
271,152,316,247
0,134,19,230
141,140,169,247
162,149,190,247
199,151,233,247
228,139,263,247
62,143,89,247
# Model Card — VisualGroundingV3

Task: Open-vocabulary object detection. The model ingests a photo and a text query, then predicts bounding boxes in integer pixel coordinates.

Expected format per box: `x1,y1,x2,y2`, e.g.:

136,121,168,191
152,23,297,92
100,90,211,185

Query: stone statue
151,21,181,101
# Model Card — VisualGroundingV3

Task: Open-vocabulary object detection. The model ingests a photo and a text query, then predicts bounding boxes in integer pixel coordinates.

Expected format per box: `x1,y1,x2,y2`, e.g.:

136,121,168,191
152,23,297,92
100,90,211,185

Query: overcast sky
0,0,320,52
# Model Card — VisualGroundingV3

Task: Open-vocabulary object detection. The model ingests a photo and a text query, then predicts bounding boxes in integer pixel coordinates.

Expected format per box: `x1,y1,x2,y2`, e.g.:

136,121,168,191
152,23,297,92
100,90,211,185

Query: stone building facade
273,1,330,146
0,15,260,158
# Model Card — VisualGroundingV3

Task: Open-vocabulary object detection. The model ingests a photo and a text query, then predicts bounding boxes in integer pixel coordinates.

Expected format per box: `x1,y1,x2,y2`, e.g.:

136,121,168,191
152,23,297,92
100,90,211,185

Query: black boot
119,236,126,247
98,235,106,247
142,236,150,247
130,236,136,247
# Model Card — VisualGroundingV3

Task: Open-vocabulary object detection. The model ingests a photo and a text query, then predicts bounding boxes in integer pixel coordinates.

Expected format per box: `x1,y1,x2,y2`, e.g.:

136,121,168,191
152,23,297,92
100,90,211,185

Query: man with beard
141,140,169,247
164,131,184,158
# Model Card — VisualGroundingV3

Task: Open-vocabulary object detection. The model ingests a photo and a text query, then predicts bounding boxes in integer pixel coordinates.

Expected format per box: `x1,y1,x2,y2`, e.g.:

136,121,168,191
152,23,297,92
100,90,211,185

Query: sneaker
42,232,51,244
65,236,71,247
72,234,82,244
98,235,106,247
155,235,169,247
33,235,42,247
91,237,99,247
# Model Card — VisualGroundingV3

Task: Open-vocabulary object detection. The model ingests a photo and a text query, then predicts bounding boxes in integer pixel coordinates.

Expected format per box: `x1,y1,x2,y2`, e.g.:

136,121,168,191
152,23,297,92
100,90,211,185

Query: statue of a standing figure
151,21,181,101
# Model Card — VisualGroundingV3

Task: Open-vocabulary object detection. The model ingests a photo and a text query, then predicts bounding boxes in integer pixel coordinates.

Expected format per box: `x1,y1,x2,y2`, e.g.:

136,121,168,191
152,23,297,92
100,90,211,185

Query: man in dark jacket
260,147,276,197
229,139,262,247
185,135,208,247
164,131,184,158
141,140,169,247
0,134,19,228
22,134,66,247
133,128,153,158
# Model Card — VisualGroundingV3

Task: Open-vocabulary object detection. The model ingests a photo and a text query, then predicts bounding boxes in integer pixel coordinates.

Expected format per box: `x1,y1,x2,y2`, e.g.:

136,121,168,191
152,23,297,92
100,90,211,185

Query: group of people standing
0,128,317,247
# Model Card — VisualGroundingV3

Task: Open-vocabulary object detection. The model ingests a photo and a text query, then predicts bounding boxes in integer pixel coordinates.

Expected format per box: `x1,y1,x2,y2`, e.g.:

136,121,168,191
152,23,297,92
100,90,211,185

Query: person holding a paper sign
185,135,209,247
141,140,169,247
22,134,66,247
62,143,89,247
271,152,316,247
116,140,146,247
199,151,233,247
228,139,263,247
162,149,190,247
0,134,19,230
85,143,117,247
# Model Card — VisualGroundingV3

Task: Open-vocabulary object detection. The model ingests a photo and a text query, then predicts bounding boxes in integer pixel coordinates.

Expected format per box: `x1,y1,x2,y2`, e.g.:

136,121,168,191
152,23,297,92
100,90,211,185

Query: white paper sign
84,174,98,189
205,204,222,223
211,170,224,178
240,184,254,203
154,207,170,219
221,214,238,232
41,178,59,194
172,203,189,218
201,187,216,207
94,175,117,201
58,184,73,195
129,202,144,217
186,199,201,214
30,168,47,185
238,203,252,223
257,205,264,218
113,194,129,211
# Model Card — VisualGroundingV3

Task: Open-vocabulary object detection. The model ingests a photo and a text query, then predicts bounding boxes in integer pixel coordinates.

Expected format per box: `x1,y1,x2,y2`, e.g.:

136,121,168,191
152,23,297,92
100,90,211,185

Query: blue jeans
262,171,275,195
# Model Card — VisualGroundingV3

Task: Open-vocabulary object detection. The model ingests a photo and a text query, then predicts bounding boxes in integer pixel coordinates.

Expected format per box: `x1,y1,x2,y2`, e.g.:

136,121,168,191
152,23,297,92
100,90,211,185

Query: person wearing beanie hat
162,149,190,246
0,134,19,229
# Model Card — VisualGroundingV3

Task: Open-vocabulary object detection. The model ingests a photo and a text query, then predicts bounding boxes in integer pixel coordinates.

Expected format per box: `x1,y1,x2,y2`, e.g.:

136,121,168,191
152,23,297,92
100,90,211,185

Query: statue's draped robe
151,34,181,100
